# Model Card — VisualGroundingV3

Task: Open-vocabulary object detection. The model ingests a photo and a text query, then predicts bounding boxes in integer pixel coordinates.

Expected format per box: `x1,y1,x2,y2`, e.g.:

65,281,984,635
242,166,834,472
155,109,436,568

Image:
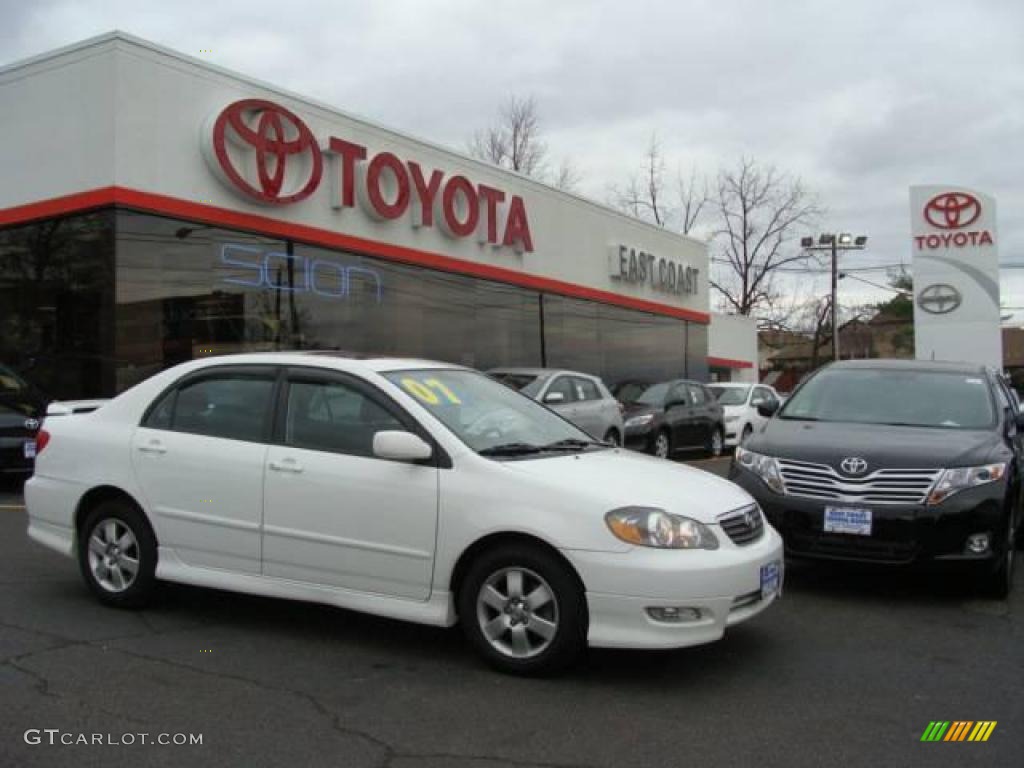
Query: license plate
23,440,36,459
824,506,872,535
760,561,781,598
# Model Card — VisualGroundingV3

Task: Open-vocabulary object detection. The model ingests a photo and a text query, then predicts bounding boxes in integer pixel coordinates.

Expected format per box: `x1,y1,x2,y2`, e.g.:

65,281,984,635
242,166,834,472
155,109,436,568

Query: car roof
180,351,470,375
488,367,597,380
826,358,988,375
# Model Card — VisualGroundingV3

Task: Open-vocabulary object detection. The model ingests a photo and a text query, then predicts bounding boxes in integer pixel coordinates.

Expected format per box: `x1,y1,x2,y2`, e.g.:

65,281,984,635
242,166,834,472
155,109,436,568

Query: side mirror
757,401,779,418
372,431,433,462
544,392,566,404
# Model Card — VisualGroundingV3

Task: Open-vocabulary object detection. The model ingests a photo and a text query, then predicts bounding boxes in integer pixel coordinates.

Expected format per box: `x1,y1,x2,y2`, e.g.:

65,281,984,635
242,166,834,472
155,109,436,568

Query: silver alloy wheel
711,430,723,456
87,518,140,593
476,566,559,659
654,432,670,459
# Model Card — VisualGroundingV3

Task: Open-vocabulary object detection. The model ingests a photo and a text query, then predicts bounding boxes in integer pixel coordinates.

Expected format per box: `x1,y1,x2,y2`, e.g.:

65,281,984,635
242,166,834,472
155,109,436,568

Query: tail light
35,429,51,455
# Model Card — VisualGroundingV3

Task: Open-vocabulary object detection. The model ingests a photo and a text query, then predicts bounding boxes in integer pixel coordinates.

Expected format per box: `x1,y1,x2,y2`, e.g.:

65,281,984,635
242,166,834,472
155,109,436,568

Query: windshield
710,386,749,406
636,382,671,406
489,372,544,397
384,369,601,456
780,368,996,429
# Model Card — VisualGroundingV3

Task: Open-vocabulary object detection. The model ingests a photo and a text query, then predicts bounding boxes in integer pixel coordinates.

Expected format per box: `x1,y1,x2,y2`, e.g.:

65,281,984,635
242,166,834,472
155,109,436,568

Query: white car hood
500,449,754,524
722,404,746,417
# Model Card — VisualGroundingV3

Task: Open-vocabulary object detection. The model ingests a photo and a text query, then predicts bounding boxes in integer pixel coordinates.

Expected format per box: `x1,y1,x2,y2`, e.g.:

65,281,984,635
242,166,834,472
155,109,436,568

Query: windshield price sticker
401,377,462,405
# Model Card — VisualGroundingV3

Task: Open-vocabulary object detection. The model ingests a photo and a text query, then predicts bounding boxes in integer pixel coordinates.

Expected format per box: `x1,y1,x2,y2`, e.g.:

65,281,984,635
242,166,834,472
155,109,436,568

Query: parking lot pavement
1,473,1020,768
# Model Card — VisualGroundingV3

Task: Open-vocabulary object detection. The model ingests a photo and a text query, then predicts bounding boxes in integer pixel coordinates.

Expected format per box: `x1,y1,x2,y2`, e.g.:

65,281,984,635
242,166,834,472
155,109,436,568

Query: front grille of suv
778,459,941,505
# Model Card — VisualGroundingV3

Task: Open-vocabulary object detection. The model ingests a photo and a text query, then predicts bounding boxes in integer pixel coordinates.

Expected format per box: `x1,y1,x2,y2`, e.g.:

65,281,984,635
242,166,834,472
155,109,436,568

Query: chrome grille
718,504,764,546
778,459,941,505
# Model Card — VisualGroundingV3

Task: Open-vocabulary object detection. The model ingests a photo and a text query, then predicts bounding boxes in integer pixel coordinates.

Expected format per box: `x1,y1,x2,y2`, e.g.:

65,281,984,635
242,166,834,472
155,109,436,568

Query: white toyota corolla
25,353,782,674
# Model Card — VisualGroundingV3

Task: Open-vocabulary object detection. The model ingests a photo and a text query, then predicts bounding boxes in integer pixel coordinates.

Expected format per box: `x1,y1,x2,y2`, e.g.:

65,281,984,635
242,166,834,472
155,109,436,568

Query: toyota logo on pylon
204,99,323,205
924,192,981,230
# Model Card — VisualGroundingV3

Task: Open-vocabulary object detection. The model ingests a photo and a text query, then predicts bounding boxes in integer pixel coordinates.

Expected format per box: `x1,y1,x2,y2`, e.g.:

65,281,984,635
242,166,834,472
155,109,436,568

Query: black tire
979,513,1015,599
650,429,671,459
78,498,157,609
603,428,621,447
458,544,587,676
706,427,725,458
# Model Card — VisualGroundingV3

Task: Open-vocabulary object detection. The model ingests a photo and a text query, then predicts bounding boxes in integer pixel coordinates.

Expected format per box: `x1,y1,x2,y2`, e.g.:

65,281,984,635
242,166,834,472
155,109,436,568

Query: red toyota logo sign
923,192,981,230
207,99,323,205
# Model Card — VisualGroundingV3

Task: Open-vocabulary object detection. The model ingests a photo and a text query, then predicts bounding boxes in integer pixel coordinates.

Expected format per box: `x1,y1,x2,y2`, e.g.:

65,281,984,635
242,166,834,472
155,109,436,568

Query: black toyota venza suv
0,364,48,482
730,359,1021,597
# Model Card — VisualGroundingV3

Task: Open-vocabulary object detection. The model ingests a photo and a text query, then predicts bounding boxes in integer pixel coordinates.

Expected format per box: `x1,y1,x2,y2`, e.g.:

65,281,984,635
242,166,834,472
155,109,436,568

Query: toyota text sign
909,185,1000,369
203,99,534,253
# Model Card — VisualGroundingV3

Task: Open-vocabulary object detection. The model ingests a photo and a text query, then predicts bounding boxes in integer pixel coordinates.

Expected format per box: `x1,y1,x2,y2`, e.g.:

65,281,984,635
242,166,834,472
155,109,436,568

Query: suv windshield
710,386,749,406
780,368,996,429
384,369,601,456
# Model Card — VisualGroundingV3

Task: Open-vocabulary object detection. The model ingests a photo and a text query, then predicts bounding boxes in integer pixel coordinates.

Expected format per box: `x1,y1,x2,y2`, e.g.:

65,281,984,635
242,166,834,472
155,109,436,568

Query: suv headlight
927,463,1006,505
735,446,786,494
605,507,719,549
624,413,654,429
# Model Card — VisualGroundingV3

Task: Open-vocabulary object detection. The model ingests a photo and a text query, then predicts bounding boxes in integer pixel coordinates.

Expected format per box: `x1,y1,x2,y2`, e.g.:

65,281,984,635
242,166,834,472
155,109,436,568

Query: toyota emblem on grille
839,457,868,475
24,418,40,431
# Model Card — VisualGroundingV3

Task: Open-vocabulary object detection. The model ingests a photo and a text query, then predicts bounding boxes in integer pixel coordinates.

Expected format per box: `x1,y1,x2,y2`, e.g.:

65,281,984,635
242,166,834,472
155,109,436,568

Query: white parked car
708,383,782,448
26,353,782,674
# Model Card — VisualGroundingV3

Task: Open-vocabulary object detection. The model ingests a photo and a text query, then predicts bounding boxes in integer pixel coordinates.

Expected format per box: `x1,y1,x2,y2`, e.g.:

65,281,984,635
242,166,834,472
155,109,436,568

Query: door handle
137,441,166,455
269,458,304,474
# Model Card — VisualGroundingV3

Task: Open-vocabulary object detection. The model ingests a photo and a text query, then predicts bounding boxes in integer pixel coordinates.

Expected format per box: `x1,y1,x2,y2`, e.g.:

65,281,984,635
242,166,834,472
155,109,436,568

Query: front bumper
730,466,1007,565
623,425,655,452
563,525,783,650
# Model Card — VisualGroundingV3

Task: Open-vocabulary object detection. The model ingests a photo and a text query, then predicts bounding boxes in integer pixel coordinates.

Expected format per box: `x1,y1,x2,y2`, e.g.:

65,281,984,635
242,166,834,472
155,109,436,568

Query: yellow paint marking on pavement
0,504,26,510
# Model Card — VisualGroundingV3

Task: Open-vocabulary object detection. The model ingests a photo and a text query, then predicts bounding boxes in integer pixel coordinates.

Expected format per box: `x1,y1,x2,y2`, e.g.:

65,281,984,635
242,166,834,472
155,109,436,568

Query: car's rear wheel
706,427,724,458
603,428,621,447
78,499,157,609
651,429,671,459
458,544,586,675
979,513,1015,599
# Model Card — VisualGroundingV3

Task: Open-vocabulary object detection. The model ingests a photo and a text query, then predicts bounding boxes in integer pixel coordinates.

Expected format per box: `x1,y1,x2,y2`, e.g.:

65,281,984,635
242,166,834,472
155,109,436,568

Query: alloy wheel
654,433,670,459
476,567,560,659
711,430,723,456
87,518,140,593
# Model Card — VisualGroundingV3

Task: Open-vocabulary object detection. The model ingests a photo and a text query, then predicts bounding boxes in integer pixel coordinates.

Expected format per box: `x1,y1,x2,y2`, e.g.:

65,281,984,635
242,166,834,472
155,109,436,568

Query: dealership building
0,32,755,400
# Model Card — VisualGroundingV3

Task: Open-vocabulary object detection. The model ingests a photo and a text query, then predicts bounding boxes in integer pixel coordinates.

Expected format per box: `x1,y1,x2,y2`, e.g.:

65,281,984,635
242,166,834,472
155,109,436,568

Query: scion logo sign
917,283,962,315
924,192,981,230
914,192,994,251
203,99,534,253
206,99,323,205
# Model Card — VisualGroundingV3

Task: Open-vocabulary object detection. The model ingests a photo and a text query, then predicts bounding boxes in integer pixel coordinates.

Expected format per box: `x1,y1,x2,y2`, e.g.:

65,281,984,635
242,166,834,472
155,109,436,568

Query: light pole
801,233,868,361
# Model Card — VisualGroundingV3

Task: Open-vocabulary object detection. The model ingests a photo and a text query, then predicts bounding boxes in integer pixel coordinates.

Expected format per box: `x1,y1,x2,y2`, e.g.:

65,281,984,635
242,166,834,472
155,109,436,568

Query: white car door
261,369,439,600
131,366,277,574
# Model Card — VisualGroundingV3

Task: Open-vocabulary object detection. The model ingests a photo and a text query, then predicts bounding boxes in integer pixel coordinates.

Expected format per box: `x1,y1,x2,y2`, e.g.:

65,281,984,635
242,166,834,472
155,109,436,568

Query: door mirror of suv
757,401,779,418
543,391,566,404
372,431,433,462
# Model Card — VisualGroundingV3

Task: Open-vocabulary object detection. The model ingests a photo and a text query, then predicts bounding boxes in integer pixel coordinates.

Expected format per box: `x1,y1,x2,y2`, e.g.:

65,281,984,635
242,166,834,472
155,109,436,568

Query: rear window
780,368,995,429
490,373,543,397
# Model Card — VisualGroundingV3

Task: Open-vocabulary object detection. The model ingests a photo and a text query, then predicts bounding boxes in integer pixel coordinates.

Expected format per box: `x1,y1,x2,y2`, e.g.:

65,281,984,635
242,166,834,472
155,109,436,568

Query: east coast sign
202,99,534,253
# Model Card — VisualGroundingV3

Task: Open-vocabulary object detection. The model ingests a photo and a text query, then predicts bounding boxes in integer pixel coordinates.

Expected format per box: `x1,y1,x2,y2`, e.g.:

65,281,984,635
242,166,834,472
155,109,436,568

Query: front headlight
605,507,719,549
735,446,786,494
624,413,654,429
927,463,1006,505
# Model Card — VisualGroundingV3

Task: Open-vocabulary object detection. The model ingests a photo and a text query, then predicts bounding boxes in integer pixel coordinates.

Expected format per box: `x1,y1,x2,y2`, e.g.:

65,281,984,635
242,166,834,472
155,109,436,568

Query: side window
545,376,576,403
144,389,176,430
752,387,771,406
687,385,706,405
286,379,404,457
574,377,601,402
171,375,275,442
668,383,691,405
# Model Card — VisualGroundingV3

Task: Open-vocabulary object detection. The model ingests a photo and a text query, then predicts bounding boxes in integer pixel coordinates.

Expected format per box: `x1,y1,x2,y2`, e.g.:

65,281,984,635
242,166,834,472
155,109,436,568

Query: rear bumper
730,467,1008,565
563,526,784,649
0,437,35,474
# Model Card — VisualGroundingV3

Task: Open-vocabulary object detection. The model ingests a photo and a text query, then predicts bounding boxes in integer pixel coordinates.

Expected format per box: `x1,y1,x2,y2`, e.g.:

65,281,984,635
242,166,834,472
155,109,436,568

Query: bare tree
469,94,580,191
611,135,707,234
709,158,822,316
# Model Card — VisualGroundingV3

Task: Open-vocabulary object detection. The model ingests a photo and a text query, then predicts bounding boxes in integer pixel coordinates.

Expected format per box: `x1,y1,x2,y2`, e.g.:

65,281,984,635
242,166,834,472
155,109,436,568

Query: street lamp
800,232,869,361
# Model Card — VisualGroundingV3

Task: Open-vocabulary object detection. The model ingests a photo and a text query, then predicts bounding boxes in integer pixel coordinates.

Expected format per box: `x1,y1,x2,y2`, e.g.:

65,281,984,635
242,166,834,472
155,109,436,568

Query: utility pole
802,233,869,362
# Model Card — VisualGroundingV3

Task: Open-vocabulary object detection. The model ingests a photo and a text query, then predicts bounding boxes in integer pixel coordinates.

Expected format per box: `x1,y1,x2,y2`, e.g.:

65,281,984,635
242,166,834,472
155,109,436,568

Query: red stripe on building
707,355,754,369
0,186,712,325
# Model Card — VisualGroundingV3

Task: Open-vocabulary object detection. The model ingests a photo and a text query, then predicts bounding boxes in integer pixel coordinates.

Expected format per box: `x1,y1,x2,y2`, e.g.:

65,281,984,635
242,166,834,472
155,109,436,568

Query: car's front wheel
651,429,671,459
458,544,587,675
78,499,157,609
979,513,1015,599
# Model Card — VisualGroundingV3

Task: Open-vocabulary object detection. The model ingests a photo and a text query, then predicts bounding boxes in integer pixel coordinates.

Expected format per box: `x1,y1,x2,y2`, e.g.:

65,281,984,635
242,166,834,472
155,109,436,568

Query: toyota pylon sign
910,186,1001,368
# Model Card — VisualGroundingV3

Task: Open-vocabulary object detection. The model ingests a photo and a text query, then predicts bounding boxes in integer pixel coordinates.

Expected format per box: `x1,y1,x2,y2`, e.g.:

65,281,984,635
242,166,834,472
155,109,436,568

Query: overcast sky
2,0,1022,323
